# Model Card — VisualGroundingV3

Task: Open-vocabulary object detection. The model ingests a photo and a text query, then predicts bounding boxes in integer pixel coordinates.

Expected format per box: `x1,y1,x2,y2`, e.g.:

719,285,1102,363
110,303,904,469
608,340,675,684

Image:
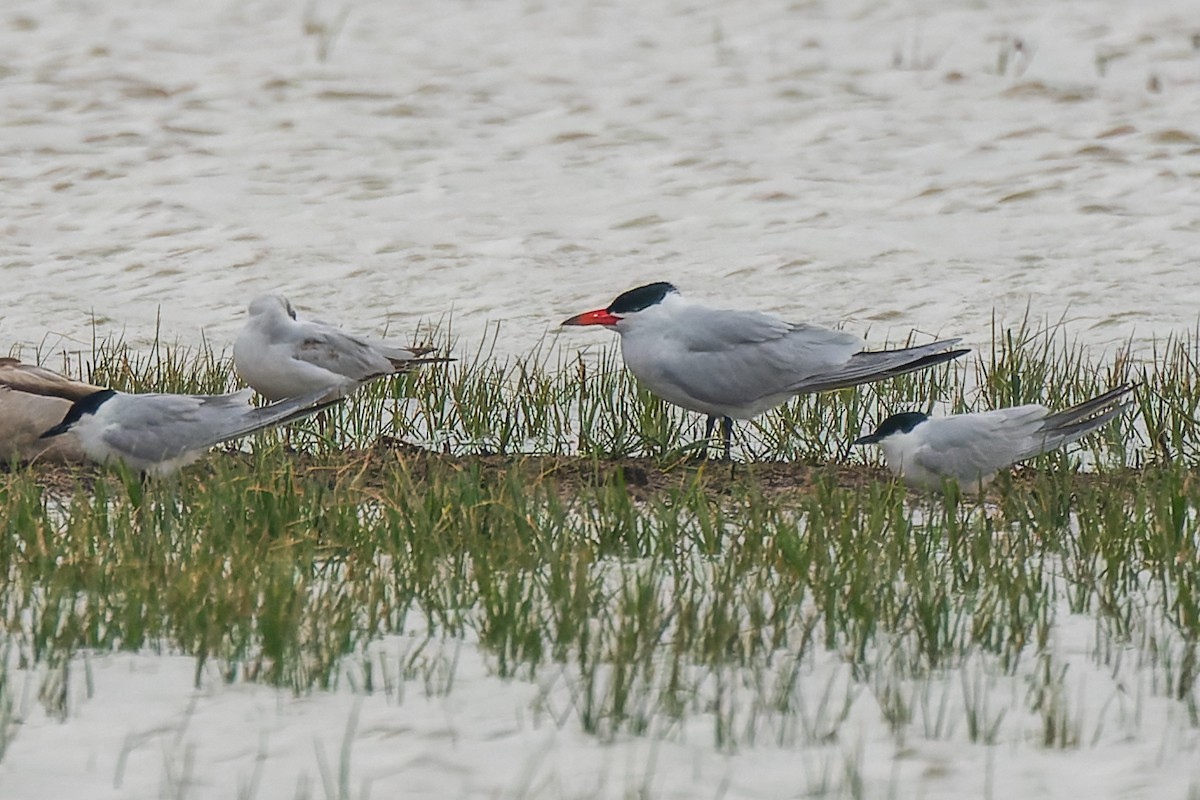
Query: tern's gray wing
97,392,233,464
677,308,854,353
303,314,434,364
911,406,1050,481
101,389,337,462
190,389,339,447
651,308,864,410
292,320,396,381
796,340,968,394
653,306,964,411
1010,385,1135,462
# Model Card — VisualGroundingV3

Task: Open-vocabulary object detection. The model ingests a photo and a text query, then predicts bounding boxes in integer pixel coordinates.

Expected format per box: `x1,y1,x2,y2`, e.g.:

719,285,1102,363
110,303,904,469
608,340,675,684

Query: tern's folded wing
677,308,855,353
189,389,339,450
650,310,863,410
795,340,967,395
98,393,217,464
98,389,340,464
912,406,1050,481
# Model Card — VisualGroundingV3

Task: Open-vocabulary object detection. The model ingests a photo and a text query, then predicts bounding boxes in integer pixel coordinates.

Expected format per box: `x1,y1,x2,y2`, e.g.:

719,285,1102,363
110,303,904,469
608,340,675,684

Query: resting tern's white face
853,411,932,476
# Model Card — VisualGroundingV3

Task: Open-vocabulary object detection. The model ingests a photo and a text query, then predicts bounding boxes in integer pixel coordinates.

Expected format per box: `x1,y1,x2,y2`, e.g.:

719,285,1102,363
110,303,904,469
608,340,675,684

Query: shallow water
3,0,1199,362
2,583,1198,799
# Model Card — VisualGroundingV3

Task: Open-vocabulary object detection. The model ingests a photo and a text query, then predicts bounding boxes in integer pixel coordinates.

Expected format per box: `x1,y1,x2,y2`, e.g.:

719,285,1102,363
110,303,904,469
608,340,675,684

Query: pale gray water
2,0,1198,361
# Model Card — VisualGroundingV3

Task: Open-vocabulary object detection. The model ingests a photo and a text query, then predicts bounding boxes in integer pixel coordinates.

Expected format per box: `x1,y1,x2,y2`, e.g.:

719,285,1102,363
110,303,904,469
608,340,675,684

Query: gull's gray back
294,319,395,382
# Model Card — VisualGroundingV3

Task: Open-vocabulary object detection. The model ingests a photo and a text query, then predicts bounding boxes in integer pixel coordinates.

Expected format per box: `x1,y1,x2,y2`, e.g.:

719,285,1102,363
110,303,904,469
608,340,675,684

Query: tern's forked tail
1017,383,1136,462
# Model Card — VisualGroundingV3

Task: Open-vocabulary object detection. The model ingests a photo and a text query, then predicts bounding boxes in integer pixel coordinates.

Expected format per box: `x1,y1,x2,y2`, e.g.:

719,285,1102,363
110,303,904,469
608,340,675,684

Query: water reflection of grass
3,321,1199,765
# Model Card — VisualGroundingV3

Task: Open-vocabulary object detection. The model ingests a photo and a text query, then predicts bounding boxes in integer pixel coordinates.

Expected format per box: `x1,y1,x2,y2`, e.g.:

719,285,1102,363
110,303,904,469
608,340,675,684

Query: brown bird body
0,358,103,464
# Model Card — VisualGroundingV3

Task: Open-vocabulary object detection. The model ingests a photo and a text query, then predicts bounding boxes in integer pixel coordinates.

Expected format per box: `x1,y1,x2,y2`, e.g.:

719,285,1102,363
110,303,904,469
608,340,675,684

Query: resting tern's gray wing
0,358,102,401
180,388,340,450
1037,384,1134,431
99,389,337,464
648,306,963,413
96,392,231,465
302,311,437,365
677,309,854,353
215,389,342,443
1010,385,1135,463
359,338,437,363
911,405,1051,481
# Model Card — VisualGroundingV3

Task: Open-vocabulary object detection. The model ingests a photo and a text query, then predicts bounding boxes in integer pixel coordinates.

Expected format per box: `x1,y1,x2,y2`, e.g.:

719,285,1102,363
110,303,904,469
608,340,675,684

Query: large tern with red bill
562,282,969,459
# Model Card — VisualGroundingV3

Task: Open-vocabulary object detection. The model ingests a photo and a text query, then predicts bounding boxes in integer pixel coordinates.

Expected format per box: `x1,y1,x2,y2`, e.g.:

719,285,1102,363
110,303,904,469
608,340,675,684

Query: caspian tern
40,386,340,477
852,384,1135,491
561,282,969,459
234,293,446,401
0,358,103,464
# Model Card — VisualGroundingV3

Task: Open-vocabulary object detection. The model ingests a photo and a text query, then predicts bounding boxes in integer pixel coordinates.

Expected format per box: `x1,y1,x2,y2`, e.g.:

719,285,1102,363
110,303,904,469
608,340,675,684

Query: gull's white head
247,293,298,321
560,282,682,334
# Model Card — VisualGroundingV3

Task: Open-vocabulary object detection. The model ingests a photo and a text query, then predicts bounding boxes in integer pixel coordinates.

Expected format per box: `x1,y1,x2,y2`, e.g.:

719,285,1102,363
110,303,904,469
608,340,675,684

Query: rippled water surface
3,0,1199,360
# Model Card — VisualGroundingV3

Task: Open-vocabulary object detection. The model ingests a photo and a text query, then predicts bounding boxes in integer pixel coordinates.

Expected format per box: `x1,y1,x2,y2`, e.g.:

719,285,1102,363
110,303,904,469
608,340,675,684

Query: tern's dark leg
700,415,717,459
721,416,733,462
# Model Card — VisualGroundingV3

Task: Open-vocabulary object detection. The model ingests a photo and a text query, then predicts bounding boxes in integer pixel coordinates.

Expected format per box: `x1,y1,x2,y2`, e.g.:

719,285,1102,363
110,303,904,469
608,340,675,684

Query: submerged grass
3,319,1200,780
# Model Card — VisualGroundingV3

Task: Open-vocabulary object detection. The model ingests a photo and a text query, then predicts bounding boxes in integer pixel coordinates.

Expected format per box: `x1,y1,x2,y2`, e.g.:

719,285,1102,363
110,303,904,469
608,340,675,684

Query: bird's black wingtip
39,422,70,439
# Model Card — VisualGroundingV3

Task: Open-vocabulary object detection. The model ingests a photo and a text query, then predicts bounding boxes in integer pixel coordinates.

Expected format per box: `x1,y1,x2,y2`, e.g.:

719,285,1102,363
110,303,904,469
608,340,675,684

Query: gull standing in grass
0,358,106,464
39,385,341,477
852,384,1135,491
234,293,445,401
561,282,969,459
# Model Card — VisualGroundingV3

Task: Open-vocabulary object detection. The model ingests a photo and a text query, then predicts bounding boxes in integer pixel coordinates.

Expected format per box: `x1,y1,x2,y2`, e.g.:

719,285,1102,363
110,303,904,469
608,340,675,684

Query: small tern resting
852,384,1135,491
40,386,340,476
0,358,103,464
234,293,445,401
561,282,968,459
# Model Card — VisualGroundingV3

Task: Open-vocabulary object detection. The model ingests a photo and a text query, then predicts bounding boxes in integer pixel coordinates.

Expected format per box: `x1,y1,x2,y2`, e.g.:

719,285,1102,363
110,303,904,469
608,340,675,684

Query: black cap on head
853,411,929,445
607,282,678,315
39,388,117,438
